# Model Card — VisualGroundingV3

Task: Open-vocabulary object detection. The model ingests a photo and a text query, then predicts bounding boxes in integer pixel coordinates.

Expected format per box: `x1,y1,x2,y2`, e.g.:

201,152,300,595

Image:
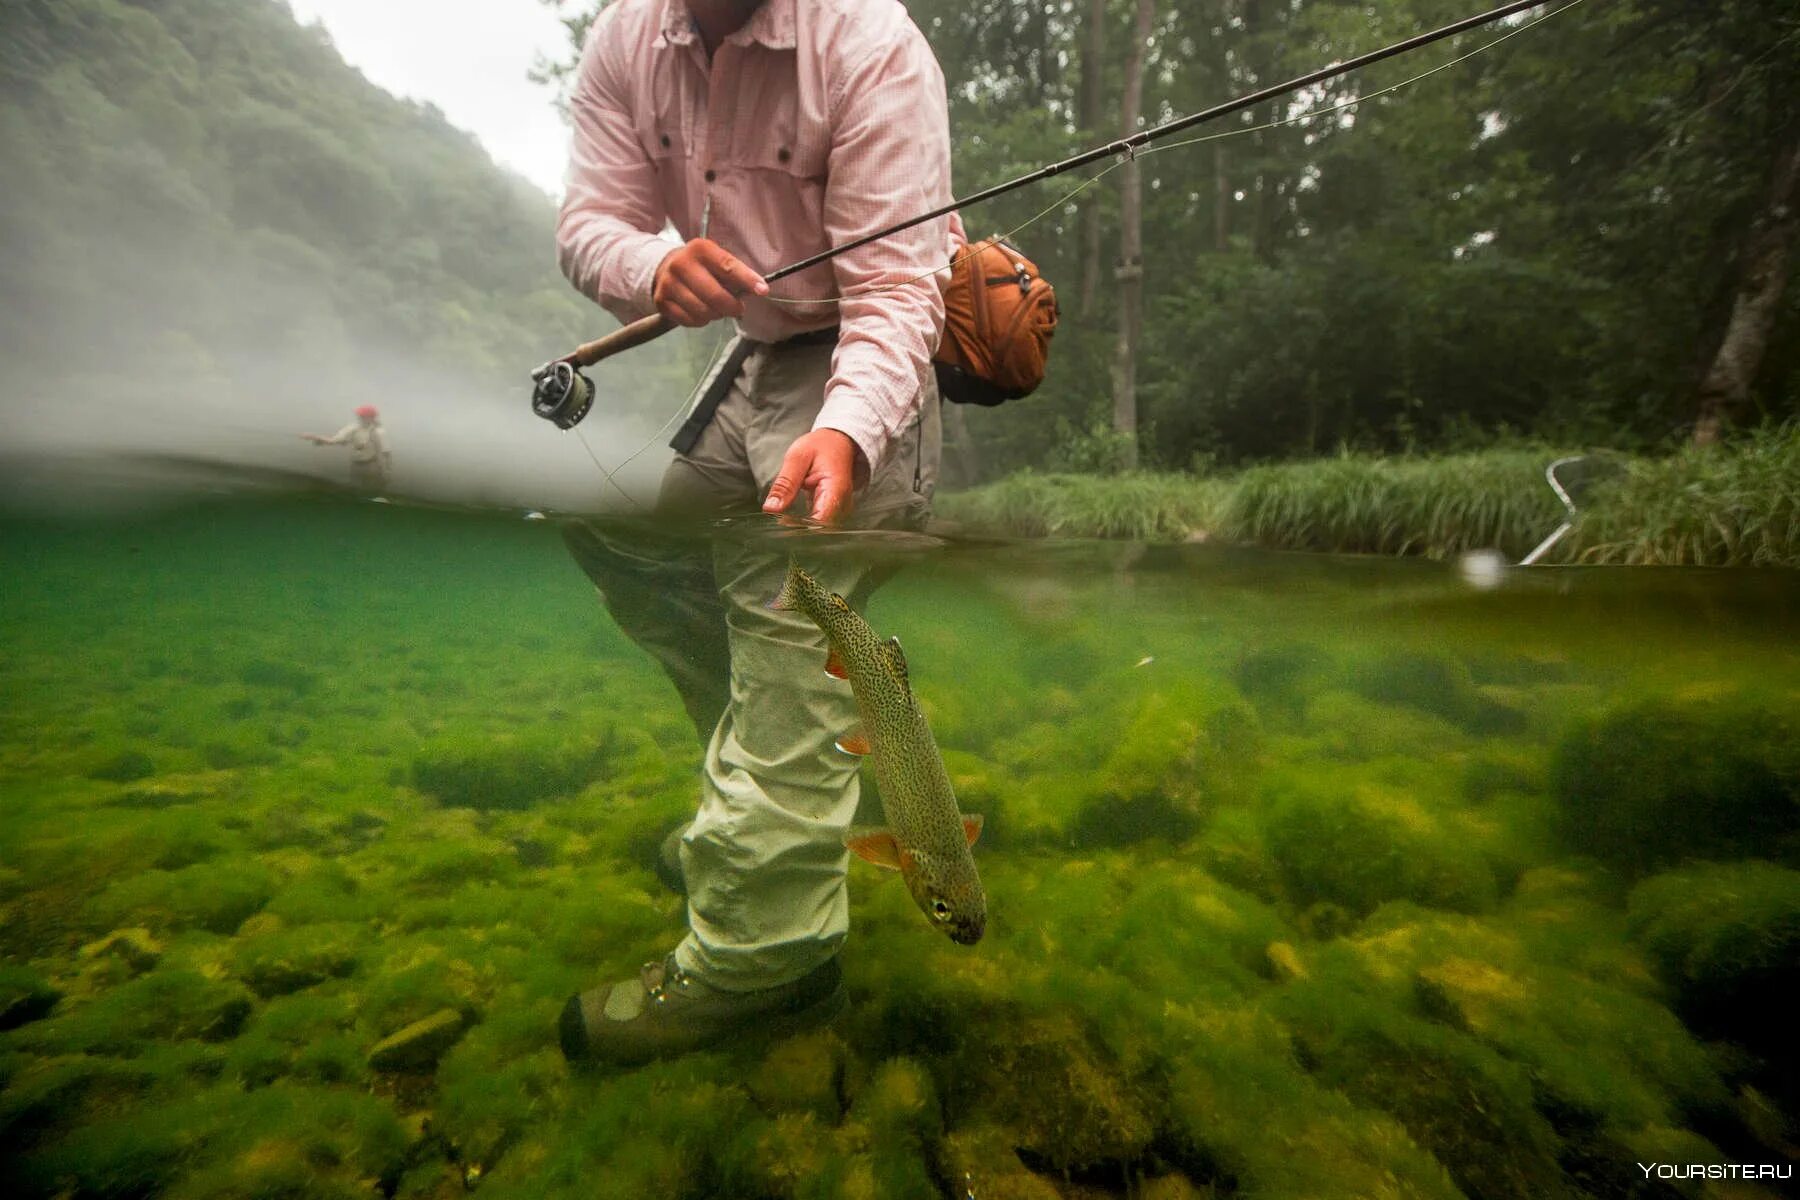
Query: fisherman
302,405,390,492
553,0,960,1066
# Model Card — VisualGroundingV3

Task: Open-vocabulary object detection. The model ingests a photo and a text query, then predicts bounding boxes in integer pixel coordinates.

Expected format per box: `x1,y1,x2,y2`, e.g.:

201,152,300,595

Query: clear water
1,497,1796,1199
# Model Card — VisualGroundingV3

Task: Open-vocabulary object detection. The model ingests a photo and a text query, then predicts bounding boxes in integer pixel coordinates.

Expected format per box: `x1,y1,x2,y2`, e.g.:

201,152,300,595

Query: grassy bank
939,424,1800,567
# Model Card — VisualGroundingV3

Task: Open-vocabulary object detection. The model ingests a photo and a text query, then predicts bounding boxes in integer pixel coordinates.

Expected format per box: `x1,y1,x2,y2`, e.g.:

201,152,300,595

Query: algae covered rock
1298,1024,1576,1200
1627,860,1800,1068
78,927,164,974
411,728,616,810
88,859,276,934
1070,692,1208,848
1263,773,1498,916
231,921,362,998
1348,649,1526,736
0,965,61,1031
749,1030,847,1120
16,969,253,1054
950,1014,1157,1175
1551,696,1799,878
368,1008,469,1073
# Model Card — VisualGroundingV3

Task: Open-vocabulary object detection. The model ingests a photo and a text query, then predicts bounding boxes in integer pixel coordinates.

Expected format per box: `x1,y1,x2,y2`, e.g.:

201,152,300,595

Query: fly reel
530,360,595,430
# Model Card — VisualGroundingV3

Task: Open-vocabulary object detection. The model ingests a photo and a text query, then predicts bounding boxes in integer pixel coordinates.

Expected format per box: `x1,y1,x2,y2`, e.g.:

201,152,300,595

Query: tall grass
937,424,1800,568
1573,425,1800,567
939,470,1231,542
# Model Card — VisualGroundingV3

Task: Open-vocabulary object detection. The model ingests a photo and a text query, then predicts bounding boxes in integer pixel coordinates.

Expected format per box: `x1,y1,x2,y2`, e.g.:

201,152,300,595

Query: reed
938,425,1800,568
1572,424,1800,567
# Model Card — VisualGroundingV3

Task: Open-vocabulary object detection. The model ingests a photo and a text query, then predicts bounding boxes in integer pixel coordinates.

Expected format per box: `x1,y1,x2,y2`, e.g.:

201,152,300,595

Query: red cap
355,405,378,419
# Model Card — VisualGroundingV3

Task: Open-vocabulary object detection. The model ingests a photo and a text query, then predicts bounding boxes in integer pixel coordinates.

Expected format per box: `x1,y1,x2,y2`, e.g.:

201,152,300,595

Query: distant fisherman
774,561,985,944
302,404,390,493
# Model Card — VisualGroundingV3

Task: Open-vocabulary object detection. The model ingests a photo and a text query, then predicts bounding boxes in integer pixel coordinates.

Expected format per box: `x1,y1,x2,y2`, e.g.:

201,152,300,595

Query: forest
539,0,1800,479
1,0,1795,494
0,0,688,459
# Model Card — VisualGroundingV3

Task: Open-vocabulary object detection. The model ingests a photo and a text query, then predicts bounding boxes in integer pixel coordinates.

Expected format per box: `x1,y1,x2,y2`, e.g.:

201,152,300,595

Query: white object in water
1134,655,1155,668
1457,549,1508,591
523,510,547,521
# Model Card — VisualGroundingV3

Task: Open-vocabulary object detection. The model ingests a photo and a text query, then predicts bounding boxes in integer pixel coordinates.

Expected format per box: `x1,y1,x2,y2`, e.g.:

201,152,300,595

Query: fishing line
760,0,1584,310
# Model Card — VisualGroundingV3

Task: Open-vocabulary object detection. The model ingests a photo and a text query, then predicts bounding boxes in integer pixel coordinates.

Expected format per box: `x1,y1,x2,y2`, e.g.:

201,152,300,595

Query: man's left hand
763,429,869,525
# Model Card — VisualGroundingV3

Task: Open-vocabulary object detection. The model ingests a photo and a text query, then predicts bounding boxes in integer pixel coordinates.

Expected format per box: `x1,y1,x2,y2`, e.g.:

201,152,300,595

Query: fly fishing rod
531,0,1560,429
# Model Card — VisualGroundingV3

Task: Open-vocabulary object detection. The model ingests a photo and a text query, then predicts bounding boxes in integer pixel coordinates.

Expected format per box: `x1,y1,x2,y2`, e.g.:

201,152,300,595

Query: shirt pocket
638,50,696,164
726,51,828,182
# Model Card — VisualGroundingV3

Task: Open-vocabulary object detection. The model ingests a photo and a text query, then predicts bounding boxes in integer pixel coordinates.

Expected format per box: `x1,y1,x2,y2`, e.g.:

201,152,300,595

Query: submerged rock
232,922,361,998
1628,860,1800,1074
367,1008,469,1073
748,1031,846,1120
1551,696,1799,878
950,1015,1157,1175
77,927,165,975
0,966,61,1031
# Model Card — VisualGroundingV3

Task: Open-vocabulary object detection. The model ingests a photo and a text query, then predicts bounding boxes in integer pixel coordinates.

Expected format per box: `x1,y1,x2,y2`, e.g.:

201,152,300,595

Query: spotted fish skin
776,561,986,945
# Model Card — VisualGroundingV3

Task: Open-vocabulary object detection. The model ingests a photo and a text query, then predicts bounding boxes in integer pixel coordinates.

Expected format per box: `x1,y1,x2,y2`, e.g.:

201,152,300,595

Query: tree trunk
1693,127,1800,445
1077,0,1107,319
1111,0,1155,471
1214,142,1231,252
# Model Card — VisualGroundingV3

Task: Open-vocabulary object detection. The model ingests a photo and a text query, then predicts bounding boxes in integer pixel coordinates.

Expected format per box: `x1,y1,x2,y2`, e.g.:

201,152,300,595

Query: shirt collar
658,0,794,51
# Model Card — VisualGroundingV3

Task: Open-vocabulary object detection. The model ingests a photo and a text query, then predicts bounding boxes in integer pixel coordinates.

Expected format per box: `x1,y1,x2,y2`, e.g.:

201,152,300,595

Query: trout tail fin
766,556,805,611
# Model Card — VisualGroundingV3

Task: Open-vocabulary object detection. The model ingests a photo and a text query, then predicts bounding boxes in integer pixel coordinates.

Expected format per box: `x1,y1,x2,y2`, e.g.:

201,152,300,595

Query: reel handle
564,312,674,368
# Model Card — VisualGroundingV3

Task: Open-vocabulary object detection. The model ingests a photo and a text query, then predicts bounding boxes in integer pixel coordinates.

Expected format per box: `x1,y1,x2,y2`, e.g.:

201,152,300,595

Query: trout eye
931,899,951,921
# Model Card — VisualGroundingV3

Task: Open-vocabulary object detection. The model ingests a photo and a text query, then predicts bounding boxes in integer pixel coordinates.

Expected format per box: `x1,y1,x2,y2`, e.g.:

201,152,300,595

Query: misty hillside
0,0,604,395
0,0,701,509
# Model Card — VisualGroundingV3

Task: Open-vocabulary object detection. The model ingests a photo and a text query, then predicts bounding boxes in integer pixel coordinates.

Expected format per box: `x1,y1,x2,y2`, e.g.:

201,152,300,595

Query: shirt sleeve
328,423,357,445
556,16,675,323
812,23,955,476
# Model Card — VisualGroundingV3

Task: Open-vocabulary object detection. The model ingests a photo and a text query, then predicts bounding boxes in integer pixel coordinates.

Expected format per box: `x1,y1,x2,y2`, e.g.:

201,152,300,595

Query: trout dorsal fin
884,636,909,686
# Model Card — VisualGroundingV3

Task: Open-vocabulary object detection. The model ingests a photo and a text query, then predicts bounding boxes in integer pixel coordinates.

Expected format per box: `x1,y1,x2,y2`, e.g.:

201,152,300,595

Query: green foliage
1574,423,1800,567
0,0,686,436
1551,696,1800,879
941,425,1800,567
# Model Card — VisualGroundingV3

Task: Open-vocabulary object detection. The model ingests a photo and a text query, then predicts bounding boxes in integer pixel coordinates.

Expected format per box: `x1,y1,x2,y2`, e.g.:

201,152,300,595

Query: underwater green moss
1628,860,1800,1079
411,728,618,810
2,499,1796,1200
1551,695,1799,878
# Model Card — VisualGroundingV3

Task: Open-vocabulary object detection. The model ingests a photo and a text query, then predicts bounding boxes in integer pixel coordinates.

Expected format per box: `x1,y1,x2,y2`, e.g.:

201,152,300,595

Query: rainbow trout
774,560,986,945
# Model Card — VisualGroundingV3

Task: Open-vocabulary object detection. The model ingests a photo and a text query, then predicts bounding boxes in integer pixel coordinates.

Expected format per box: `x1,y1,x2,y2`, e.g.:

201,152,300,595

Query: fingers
653,239,769,328
763,443,807,514
810,477,852,526
697,242,768,300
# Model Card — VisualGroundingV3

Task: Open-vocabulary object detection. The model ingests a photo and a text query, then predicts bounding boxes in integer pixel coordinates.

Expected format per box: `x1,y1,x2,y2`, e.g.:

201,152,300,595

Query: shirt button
704,169,716,183
660,134,671,149
777,147,791,163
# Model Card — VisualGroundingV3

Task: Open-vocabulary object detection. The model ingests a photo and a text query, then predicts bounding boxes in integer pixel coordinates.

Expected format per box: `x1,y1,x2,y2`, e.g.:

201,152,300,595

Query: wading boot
559,954,845,1068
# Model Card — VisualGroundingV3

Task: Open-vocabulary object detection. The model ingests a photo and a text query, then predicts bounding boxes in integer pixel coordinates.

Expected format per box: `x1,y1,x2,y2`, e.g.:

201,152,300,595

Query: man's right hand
653,238,769,327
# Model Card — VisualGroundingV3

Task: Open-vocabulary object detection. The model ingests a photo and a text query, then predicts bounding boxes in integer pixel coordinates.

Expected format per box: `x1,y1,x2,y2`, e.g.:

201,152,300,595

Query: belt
669,326,839,455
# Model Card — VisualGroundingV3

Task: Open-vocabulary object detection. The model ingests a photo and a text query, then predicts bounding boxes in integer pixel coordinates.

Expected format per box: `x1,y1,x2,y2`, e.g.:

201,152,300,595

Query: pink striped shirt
558,0,962,473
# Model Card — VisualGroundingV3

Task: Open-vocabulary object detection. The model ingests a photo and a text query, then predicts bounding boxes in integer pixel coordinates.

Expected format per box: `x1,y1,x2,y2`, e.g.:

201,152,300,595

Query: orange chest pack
932,236,1059,406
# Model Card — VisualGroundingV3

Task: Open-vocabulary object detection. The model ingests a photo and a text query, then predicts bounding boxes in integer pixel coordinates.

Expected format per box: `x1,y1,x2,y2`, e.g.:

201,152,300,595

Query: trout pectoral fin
824,649,849,680
834,727,872,756
962,813,984,847
845,827,904,871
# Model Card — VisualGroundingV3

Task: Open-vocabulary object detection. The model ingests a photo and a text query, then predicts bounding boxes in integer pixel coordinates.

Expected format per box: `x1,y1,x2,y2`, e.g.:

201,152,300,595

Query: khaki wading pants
564,336,941,991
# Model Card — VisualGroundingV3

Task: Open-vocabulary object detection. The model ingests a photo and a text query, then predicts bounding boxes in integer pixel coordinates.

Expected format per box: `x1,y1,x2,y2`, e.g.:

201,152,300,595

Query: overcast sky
287,0,575,196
